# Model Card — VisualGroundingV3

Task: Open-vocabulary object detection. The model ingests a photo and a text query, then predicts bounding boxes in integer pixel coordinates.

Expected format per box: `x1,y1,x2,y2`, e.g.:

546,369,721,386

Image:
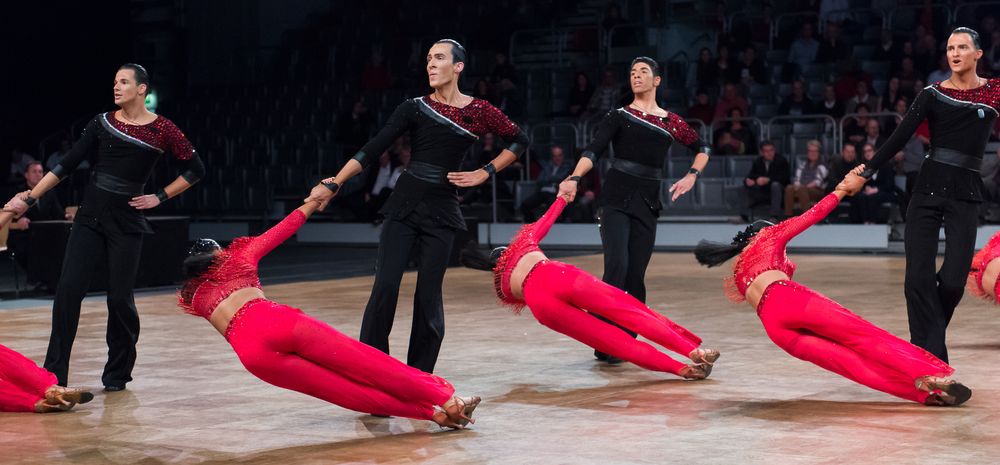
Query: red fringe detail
492,222,536,314
967,231,1000,302
177,236,260,318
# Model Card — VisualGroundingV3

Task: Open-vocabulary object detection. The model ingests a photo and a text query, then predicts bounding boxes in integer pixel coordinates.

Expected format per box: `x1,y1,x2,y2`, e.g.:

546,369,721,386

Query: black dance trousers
43,222,143,386
903,193,979,363
359,204,456,373
593,201,658,356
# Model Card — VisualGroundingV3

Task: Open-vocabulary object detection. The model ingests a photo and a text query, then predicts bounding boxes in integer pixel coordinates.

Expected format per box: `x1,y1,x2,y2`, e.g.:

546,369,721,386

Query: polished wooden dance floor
2,253,999,464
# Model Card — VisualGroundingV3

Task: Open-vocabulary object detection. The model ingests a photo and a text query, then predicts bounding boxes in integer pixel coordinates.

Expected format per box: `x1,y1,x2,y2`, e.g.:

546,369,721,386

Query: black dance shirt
55,112,205,233
582,107,711,211
352,96,528,229
867,79,1000,201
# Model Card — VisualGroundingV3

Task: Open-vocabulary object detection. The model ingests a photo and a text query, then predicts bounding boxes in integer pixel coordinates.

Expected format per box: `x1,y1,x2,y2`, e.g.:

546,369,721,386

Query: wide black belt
612,158,663,180
405,161,450,185
93,172,145,196
927,148,981,172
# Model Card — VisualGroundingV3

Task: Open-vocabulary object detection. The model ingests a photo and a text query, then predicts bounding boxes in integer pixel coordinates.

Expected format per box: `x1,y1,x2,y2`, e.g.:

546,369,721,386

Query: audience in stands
982,146,1000,224
732,45,767,86
845,80,878,114
861,119,886,152
744,140,790,218
913,32,938,76
785,22,820,80
364,151,398,217
980,146,1000,204
520,145,572,222
927,55,952,85
843,102,871,147
695,47,718,92
714,83,749,121
586,69,622,117
687,89,714,125
827,143,859,194
714,107,756,155
816,21,849,64
894,57,919,95
491,53,516,84
495,78,523,118
779,80,816,116
881,78,903,114
474,79,497,106
833,60,873,101
883,98,910,140
784,140,828,216
816,84,844,119
850,143,895,224
715,44,734,89
8,161,68,279
875,29,900,62
359,50,391,92
337,98,375,155
44,140,72,171
988,30,1000,74
568,72,594,117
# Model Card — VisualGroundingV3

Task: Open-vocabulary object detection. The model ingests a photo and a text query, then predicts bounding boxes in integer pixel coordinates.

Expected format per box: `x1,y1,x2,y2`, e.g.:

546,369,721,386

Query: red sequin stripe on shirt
622,106,700,146
933,78,1000,111
421,96,520,138
105,113,196,160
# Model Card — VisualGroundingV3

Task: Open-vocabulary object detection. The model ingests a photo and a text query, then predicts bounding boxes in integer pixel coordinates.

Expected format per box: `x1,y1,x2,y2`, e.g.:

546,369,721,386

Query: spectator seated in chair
744,140,791,219
520,145,572,222
784,140,828,216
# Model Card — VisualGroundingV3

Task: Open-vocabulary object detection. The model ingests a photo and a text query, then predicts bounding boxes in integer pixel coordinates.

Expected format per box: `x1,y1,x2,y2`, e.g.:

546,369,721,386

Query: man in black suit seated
744,140,791,218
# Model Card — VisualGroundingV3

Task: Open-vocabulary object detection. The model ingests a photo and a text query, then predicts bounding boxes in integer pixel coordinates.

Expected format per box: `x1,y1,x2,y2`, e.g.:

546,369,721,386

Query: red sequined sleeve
481,102,528,156
669,112,712,155
160,118,196,161
772,192,840,246
530,198,568,242
244,210,308,263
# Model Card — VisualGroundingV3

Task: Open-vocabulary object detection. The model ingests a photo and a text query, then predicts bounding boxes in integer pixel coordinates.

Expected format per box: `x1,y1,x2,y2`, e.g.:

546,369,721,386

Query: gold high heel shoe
433,395,482,429
679,364,709,380
689,348,720,378
45,386,95,407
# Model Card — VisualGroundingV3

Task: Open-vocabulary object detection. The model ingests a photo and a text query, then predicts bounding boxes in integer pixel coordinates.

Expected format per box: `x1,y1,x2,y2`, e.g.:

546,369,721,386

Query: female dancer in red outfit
179,200,479,428
694,167,972,406
967,231,1000,302
462,196,719,379
0,210,94,413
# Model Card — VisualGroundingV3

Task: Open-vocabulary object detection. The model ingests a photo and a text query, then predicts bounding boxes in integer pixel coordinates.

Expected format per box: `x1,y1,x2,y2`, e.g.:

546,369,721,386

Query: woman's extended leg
758,281,954,403
0,380,43,412
227,303,454,420
0,344,58,398
555,263,704,357
523,282,693,376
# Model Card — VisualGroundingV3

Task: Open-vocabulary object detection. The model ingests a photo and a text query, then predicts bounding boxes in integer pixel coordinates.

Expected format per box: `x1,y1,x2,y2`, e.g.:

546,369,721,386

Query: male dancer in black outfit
860,28,999,362
306,40,528,373
6,64,205,389
559,57,711,363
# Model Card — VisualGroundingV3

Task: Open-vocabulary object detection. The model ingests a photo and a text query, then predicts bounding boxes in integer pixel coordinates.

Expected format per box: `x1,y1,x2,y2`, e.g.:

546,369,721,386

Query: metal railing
709,116,766,146
887,3,952,35
767,114,839,157
838,111,904,154
952,1,1000,23
821,7,887,31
